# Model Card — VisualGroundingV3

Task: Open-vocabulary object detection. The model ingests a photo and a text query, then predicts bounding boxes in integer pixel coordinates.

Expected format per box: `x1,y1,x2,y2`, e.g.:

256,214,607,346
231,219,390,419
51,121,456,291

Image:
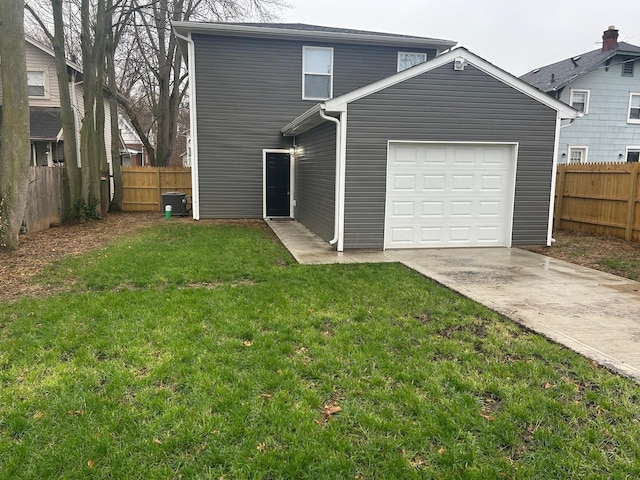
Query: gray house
174,23,577,251
521,26,640,164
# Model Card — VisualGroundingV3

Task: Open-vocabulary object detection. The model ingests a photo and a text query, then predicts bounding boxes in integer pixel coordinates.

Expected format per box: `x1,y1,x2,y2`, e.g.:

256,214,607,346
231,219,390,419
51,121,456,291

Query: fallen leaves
87,460,95,469
242,340,253,347
32,411,44,420
315,402,343,425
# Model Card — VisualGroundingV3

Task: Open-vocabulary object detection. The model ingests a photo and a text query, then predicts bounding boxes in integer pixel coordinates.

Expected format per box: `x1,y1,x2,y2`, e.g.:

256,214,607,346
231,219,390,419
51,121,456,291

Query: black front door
266,152,291,217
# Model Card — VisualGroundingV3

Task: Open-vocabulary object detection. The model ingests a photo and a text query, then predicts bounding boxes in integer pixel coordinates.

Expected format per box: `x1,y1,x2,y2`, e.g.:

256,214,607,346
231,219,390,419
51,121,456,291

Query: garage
385,142,516,249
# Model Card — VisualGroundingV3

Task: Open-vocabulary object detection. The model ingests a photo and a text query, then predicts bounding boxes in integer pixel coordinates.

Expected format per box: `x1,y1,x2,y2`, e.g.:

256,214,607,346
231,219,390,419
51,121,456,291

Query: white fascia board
172,21,456,49
281,104,322,136
324,47,579,119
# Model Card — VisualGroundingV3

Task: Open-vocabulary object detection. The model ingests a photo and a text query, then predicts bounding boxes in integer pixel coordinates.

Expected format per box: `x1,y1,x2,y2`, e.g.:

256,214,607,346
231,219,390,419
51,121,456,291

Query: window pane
304,48,332,74
398,53,427,72
627,151,640,163
571,92,587,112
304,74,330,99
631,95,640,108
27,72,45,96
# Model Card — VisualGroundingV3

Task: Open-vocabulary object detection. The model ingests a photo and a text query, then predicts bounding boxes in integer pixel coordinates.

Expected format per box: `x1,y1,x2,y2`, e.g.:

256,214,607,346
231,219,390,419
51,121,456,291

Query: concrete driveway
267,220,640,381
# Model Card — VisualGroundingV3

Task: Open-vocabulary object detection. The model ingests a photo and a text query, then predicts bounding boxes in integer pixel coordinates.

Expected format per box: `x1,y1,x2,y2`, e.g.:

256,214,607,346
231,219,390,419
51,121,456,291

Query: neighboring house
118,112,148,166
174,22,577,251
0,36,119,171
521,26,640,164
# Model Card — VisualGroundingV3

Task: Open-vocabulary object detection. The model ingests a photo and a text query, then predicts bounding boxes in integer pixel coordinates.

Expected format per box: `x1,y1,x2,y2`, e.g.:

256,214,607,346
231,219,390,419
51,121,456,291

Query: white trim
627,92,640,124
324,47,578,119
567,146,589,164
384,140,518,249
262,149,293,219
172,22,456,49
174,30,201,219
397,51,427,72
569,88,590,114
337,110,348,252
302,46,333,101
548,113,562,246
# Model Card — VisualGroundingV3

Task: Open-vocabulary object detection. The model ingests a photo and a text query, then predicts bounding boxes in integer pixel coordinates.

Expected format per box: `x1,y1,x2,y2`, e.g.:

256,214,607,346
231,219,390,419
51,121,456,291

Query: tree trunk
52,0,81,220
0,1,31,250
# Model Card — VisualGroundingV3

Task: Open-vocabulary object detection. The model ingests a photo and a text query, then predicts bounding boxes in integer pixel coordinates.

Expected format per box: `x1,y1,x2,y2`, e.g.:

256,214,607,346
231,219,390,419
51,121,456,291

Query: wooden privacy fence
25,166,64,233
122,166,192,212
554,162,640,241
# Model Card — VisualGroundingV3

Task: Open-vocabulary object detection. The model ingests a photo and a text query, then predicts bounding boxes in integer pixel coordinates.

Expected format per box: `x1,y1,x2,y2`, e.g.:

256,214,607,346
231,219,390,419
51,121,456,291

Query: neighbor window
628,93,640,123
568,146,588,164
397,52,427,72
27,71,46,97
303,46,333,100
569,89,589,113
627,148,640,163
622,58,635,77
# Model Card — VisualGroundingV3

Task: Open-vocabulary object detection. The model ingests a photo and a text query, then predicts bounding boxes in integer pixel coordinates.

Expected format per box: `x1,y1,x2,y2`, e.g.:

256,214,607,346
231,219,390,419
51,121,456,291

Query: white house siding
558,58,640,163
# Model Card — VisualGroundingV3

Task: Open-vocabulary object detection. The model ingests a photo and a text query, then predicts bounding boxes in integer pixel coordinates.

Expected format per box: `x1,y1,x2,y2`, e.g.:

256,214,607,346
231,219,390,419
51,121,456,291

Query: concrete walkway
267,219,640,382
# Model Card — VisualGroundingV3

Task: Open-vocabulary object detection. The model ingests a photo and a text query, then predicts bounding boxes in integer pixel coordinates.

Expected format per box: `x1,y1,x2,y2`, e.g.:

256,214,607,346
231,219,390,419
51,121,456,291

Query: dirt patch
523,230,640,281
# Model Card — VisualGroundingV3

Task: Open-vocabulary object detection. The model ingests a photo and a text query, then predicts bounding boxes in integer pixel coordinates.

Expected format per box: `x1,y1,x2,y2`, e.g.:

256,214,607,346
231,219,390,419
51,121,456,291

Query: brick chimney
602,25,619,52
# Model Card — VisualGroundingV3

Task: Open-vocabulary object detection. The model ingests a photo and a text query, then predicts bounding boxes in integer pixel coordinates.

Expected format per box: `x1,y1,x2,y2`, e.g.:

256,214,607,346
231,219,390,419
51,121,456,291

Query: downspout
319,108,341,247
174,29,200,220
547,112,563,246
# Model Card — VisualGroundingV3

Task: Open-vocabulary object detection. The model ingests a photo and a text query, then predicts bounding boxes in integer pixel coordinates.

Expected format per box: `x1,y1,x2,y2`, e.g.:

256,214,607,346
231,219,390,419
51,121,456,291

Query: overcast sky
282,0,640,76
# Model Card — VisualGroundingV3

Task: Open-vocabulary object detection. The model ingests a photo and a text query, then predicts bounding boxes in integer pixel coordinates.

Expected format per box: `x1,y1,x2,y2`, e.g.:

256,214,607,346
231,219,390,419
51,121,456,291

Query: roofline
325,47,578,117
172,21,456,48
25,36,83,73
283,47,578,136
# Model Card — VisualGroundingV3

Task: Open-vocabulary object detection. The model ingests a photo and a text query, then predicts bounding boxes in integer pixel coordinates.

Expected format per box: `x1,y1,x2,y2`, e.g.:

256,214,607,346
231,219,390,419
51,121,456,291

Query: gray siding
344,63,558,249
192,33,435,218
294,122,337,241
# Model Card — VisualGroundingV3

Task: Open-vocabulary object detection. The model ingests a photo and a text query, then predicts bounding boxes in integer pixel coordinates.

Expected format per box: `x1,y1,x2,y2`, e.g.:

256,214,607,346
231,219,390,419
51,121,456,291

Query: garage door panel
385,143,514,249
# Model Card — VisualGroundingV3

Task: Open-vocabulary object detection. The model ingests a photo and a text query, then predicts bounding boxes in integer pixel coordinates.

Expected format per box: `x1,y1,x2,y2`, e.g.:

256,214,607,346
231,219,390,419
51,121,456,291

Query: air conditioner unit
161,192,188,216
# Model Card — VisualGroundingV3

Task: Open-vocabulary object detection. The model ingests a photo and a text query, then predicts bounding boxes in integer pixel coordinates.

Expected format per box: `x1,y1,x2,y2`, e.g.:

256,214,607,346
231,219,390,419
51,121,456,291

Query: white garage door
385,142,515,249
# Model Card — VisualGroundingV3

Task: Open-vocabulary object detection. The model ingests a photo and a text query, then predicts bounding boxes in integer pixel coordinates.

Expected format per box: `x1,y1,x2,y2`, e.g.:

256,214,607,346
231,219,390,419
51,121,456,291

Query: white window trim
397,51,427,72
27,70,50,99
569,89,590,114
626,145,640,162
302,46,333,101
567,146,589,164
627,92,640,124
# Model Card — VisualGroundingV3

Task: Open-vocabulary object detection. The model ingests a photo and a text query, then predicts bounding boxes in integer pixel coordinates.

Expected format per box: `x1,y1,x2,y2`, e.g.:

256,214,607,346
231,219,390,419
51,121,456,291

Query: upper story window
569,89,589,113
622,58,634,77
303,46,333,100
628,93,640,123
568,146,587,164
27,71,46,97
397,52,427,72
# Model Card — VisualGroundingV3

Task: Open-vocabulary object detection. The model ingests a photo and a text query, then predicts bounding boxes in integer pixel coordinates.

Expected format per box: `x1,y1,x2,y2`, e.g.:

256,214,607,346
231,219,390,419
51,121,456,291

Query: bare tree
0,0,31,249
123,0,284,166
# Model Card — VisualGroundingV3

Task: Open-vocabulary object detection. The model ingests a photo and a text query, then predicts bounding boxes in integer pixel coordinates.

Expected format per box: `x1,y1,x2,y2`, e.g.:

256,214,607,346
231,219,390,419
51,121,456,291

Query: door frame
263,149,294,218
384,140,519,249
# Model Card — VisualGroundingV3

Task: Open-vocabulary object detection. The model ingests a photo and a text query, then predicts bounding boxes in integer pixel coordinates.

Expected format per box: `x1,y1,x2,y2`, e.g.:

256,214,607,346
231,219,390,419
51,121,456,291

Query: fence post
554,164,566,230
626,162,640,241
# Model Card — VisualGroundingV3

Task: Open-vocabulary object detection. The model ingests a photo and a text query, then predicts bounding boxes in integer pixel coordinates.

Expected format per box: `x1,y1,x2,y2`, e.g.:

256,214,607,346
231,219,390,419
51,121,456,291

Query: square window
570,89,589,113
568,147,587,164
397,52,427,72
628,93,640,123
303,47,333,100
627,149,640,163
27,71,45,97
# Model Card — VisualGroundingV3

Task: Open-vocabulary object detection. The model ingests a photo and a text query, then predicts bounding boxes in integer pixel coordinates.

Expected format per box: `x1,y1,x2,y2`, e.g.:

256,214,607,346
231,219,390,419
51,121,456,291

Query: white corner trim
175,30,200,220
547,113,562,246
324,48,578,119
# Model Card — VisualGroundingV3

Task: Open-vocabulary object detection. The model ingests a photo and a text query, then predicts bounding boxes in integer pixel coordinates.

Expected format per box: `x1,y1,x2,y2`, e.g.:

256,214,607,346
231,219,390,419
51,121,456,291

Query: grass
1,223,640,479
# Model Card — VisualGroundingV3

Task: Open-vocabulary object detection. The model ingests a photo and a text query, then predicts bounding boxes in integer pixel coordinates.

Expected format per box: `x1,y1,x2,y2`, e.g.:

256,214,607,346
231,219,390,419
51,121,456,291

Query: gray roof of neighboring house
520,41,640,92
0,107,62,141
30,107,63,141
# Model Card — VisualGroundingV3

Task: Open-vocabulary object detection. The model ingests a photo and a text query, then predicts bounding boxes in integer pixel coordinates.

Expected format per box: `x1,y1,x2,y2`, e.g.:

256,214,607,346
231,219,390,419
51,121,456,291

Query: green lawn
1,222,639,479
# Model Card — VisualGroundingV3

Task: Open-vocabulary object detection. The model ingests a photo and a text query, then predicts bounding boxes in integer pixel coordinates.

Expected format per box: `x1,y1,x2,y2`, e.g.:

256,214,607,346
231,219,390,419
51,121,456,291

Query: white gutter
174,30,200,220
547,112,563,246
319,108,341,247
